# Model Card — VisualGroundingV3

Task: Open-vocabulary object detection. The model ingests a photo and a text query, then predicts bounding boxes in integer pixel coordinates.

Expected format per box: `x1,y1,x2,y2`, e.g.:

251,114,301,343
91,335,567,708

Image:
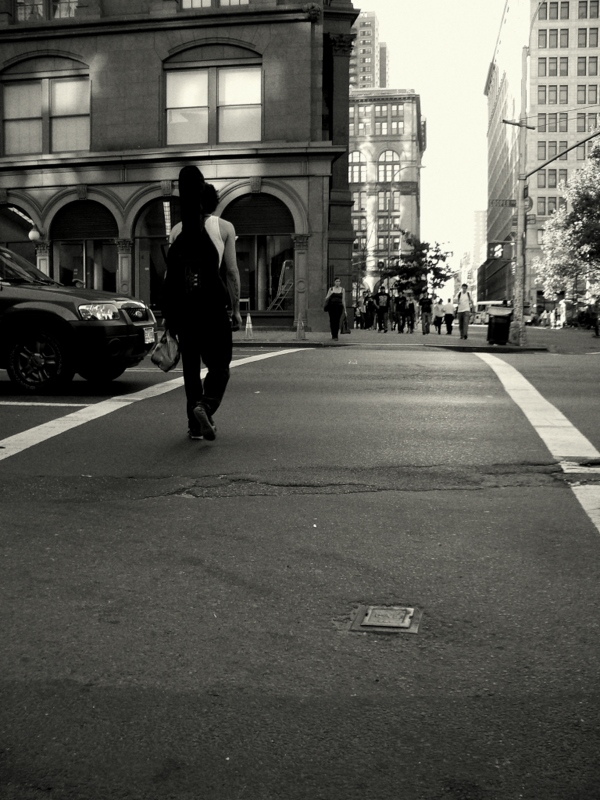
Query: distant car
0,246,156,392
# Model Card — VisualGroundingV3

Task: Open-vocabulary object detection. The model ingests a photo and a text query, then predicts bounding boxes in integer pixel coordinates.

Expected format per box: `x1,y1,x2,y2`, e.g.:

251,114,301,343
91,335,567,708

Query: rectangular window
390,120,404,134
591,27,599,45
166,70,209,145
3,76,89,155
592,0,599,16
588,112,598,128
217,67,261,143
561,0,570,17
50,77,89,152
538,113,547,131
577,143,587,158
539,57,548,76
375,121,388,135
578,55,587,73
548,169,558,187
578,111,587,129
540,3,548,19
589,84,598,101
538,170,547,188
374,105,387,117
548,140,558,158
590,56,599,73
560,140,568,157
580,0,588,16
550,1,559,17
560,28,569,45
549,112,558,131
15,0,78,20
539,85,548,103
560,84,568,102
549,84,558,102
538,197,547,215
559,168,568,183
349,122,355,137
548,197,558,213
578,84,587,101
560,112,569,130
549,28,558,46
539,29,548,47
579,27,588,45
559,197,567,209
549,56,558,75
560,56,569,74
538,141,547,159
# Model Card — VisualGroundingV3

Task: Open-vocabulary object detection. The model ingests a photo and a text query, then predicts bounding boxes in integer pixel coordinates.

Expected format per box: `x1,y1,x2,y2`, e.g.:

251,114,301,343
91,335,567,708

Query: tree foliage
388,233,453,295
534,139,600,298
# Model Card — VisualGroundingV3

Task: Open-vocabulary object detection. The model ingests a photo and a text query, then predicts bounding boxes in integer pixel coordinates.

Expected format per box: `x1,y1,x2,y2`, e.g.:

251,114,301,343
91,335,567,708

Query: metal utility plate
350,605,423,634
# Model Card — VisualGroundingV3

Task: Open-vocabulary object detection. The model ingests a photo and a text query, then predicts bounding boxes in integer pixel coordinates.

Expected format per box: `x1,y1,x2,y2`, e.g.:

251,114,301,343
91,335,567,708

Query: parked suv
0,246,156,392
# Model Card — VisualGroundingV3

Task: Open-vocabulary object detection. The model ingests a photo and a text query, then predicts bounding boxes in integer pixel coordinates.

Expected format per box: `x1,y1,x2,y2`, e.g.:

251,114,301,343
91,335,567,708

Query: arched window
1,55,89,156
378,150,400,182
348,151,366,184
164,43,262,145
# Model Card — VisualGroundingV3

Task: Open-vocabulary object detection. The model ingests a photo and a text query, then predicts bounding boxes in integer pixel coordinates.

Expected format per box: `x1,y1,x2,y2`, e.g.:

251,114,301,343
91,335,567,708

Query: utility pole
513,45,530,347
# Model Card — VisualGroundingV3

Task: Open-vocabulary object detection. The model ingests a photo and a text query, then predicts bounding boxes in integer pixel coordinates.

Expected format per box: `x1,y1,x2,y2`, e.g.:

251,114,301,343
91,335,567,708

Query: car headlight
78,303,120,321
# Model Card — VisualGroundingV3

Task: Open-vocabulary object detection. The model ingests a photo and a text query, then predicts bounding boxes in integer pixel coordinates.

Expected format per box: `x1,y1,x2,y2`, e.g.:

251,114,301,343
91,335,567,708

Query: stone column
292,233,310,330
115,239,133,296
327,33,356,325
35,242,50,276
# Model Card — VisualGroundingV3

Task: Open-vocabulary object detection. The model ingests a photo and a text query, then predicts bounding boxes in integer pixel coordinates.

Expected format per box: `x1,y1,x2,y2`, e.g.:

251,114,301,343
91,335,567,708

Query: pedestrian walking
432,298,444,334
419,291,433,335
324,277,346,341
405,294,416,333
162,165,242,441
443,297,455,334
374,285,391,332
456,283,475,340
395,291,407,333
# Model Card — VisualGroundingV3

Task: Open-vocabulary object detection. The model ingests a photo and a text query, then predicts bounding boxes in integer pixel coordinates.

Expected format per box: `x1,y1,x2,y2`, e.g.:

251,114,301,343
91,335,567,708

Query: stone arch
217,180,308,235
44,189,125,238
0,50,89,74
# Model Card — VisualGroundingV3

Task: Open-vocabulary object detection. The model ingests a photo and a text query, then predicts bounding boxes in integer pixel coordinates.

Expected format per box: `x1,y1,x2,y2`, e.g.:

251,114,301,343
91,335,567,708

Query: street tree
387,233,453,296
534,140,600,300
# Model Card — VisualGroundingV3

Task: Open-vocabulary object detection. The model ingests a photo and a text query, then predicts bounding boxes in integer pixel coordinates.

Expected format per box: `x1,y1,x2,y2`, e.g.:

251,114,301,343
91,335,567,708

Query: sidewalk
233,322,600,355
233,324,533,353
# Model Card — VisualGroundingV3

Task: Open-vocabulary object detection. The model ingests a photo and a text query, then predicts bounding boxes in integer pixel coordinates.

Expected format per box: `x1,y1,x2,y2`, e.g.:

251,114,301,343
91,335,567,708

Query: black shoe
193,403,217,441
188,428,203,440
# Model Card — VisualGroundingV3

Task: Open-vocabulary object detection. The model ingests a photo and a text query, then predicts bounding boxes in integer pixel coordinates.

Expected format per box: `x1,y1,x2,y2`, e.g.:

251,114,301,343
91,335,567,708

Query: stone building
483,0,600,310
0,0,358,331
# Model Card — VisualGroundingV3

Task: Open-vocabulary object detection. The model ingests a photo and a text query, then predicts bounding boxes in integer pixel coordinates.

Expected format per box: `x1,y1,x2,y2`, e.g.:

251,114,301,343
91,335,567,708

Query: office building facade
483,0,600,308
0,0,358,331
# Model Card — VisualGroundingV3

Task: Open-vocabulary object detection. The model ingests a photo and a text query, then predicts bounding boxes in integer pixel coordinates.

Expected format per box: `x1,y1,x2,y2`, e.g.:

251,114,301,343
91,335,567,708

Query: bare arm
221,219,243,328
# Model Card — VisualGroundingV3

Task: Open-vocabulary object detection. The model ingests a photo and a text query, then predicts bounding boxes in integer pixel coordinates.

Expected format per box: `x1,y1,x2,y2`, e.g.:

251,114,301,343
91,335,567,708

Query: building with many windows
0,0,358,331
349,10,388,90
348,88,426,291
483,0,600,309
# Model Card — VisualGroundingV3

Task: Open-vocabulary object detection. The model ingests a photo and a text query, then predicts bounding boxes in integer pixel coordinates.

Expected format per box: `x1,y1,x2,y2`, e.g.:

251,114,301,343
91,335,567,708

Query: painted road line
0,349,307,462
478,353,600,535
0,401,88,407
476,353,600,460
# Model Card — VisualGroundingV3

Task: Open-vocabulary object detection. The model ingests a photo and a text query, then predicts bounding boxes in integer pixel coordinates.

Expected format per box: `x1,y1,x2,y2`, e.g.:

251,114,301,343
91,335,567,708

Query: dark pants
376,308,388,331
178,311,232,427
328,305,344,338
444,313,454,334
433,315,443,334
405,313,415,333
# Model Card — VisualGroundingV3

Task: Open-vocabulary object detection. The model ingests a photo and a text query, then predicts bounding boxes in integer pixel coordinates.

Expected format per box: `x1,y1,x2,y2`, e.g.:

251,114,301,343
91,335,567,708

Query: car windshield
0,247,58,285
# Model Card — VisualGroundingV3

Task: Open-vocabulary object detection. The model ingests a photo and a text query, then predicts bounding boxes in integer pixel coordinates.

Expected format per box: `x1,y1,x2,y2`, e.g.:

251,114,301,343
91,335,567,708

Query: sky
358,0,508,266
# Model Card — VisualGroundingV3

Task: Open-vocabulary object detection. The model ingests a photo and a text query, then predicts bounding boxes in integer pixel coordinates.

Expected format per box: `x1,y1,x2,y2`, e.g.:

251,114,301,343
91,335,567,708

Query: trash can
487,306,513,345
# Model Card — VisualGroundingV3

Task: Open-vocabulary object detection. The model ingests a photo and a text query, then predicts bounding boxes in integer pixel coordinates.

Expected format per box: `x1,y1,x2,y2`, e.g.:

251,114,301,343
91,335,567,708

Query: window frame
164,60,263,147
1,69,90,156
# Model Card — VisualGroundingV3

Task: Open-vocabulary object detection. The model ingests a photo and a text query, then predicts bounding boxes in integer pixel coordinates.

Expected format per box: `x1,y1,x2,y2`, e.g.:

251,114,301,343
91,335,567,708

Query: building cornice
0,7,313,43
0,142,347,174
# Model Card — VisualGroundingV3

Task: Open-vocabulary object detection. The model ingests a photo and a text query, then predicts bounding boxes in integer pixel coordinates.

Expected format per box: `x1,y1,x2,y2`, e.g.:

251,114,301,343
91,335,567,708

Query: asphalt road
1,342,599,800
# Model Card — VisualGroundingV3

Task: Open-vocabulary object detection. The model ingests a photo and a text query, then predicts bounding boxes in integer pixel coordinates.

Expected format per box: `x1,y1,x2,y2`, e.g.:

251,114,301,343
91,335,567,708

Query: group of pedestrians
346,282,475,339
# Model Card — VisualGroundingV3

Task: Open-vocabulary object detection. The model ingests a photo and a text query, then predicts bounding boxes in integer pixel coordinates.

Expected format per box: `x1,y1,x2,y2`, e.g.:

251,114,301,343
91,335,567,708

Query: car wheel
7,330,75,392
78,362,127,383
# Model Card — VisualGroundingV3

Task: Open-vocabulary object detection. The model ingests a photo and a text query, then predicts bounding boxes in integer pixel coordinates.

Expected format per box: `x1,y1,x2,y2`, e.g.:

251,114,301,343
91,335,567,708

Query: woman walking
324,277,346,341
